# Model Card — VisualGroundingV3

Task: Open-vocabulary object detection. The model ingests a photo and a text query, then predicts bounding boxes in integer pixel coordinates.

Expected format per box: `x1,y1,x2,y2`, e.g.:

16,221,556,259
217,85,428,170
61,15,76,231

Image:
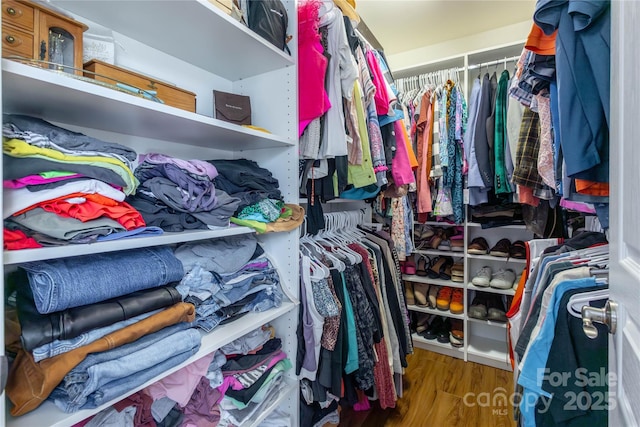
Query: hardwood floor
339,348,517,427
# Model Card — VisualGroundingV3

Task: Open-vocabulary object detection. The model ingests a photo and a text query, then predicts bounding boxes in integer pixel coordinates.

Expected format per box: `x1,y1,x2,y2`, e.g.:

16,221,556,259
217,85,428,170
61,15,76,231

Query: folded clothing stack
128,153,241,231
2,114,155,248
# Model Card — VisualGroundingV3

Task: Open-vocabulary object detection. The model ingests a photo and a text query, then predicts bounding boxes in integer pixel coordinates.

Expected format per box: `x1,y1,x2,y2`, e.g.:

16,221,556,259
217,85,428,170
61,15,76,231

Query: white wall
387,20,531,73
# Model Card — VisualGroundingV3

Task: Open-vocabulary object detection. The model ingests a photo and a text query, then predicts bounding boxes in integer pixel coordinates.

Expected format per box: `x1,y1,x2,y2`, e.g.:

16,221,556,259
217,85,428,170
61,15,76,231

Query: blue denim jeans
21,246,184,313
51,324,200,412
32,310,159,362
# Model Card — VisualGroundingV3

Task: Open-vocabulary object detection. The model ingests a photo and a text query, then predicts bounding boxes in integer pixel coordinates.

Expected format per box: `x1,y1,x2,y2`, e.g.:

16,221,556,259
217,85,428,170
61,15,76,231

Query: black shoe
421,316,444,340
468,292,489,320
437,317,451,343
487,294,507,322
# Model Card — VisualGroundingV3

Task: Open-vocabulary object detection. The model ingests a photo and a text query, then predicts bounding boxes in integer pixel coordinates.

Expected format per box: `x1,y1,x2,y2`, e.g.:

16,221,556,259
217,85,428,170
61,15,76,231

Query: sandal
416,255,430,277
404,256,417,275
439,257,454,280
427,256,447,279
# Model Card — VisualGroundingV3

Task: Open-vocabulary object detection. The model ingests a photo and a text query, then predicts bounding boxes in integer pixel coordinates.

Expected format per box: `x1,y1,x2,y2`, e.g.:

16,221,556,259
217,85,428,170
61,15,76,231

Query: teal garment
494,70,512,194
341,271,359,374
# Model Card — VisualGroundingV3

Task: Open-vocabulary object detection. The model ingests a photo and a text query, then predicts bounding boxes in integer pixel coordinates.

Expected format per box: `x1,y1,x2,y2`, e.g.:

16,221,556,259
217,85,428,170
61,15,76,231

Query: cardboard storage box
83,59,196,112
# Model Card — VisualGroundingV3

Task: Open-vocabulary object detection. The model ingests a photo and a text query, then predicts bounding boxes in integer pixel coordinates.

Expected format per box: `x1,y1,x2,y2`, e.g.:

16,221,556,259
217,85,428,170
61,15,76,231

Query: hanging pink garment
391,121,416,186
366,49,391,116
298,0,331,136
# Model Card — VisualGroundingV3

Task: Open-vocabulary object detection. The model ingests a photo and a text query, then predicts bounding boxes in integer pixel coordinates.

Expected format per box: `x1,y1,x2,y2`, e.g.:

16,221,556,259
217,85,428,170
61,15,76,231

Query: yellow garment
347,81,377,189
242,125,271,134
3,138,138,194
401,124,418,169
230,217,267,233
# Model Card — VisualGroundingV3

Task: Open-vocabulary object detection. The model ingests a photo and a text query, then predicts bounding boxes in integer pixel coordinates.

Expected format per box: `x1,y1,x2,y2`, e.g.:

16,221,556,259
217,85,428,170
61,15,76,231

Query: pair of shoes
415,255,430,277
471,266,492,287
427,256,454,279
413,282,429,306
449,318,464,347
414,224,435,241
451,262,464,282
489,238,512,257
490,268,516,289
468,237,489,254
420,316,451,343
450,235,464,252
468,292,507,322
428,285,439,308
404,282,415,305
401,257,417,275
510,240,526,259
436,287,464,313
415,312,430,334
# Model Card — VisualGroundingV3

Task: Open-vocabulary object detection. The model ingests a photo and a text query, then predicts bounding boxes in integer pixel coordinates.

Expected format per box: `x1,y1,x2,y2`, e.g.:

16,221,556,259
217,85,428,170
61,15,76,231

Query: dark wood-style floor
339,348,517,427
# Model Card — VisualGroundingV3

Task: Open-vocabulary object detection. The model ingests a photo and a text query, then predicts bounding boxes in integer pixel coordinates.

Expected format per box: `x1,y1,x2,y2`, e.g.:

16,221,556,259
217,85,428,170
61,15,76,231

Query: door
609,1,640,425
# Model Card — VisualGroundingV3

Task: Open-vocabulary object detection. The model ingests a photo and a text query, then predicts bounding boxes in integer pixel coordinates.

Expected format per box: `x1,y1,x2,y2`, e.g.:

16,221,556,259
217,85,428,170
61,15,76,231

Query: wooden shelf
51,0,294,80
2,61,295,151
6,302,297,427
407,304,464,320
4,226,255,265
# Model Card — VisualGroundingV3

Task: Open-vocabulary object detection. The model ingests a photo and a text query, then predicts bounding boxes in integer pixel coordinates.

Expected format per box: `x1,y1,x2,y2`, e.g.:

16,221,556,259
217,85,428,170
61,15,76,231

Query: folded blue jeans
32,310,159,362
52,325,201,412
20,246,184,313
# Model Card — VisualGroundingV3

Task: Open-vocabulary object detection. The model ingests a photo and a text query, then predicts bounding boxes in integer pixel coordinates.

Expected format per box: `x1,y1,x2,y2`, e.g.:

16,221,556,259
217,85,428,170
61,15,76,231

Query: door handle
582,300,618,339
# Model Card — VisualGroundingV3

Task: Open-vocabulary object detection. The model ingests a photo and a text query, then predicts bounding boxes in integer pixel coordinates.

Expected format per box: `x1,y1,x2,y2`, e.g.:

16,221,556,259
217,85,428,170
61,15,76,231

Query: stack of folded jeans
4,246,199,416
174,234,284,332
128,153,242,231
2,114,159,248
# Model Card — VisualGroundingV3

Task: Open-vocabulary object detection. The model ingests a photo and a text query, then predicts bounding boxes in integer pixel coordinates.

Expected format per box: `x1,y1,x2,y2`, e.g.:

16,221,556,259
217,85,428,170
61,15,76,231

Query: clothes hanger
567,288,609,319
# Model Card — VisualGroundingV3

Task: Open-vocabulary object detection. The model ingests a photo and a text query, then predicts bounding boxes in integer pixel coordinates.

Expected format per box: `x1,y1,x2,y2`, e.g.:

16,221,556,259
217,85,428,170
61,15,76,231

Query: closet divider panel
2,0,300,425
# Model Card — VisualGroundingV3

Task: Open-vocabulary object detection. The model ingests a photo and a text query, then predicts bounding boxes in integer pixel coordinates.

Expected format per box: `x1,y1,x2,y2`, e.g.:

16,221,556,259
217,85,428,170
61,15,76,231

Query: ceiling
354,0,536,56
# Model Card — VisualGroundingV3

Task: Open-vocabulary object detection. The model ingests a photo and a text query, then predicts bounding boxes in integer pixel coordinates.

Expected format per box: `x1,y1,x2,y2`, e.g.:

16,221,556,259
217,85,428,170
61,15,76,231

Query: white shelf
245,379,297,427
467,337,509,363
467,317,508,329
414,248,465,258
466,253,527,264
411,333,464,357
419,221,459,227
298,198,365,204
402,275,465,289
2,61,295,150
6,301,297,427
407,304,464,319
466,222,527,230
467,283,516,296
4,226,255,265
51,0,294,80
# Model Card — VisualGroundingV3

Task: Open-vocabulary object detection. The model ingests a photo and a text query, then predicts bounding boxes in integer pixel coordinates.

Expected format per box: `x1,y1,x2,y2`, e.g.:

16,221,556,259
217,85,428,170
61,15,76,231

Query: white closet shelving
395,42,530,370
1,0,299,425
405,220,532,370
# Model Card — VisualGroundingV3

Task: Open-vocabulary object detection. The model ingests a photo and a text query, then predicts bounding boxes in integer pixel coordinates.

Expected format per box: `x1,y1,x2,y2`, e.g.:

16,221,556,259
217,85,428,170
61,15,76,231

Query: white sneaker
471,266,492,287
490,269,516,289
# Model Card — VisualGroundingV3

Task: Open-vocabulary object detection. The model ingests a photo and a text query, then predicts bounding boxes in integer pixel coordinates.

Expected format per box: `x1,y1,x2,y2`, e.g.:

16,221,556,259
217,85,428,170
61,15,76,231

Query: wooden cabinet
2,0,87,75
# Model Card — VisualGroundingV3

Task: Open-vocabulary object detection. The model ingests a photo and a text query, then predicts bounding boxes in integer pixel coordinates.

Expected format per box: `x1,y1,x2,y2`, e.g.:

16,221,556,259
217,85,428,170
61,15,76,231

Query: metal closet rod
395,54,521,83
467,55,521,71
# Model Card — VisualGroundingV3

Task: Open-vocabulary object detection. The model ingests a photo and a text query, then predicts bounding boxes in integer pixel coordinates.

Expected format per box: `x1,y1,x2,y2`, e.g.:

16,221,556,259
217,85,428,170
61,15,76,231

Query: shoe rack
403,220,533,370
